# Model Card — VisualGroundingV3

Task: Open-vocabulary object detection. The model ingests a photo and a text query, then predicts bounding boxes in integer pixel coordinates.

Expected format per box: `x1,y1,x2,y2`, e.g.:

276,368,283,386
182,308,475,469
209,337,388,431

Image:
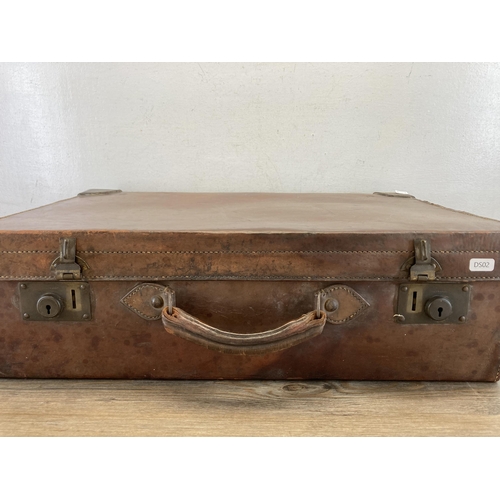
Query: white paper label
469,258,495,272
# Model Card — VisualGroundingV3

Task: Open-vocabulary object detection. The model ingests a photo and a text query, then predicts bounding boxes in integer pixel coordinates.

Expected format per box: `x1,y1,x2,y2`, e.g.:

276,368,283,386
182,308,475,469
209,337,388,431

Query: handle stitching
325,285,369,323
120,283,163,320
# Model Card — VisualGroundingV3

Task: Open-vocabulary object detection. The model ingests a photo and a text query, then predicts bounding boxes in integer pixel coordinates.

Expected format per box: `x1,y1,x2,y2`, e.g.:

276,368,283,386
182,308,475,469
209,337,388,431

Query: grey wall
1,62,499,219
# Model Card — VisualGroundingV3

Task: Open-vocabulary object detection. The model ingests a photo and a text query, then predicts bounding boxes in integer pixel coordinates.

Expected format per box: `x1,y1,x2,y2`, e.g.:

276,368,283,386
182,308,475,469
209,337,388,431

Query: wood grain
1,379,500,436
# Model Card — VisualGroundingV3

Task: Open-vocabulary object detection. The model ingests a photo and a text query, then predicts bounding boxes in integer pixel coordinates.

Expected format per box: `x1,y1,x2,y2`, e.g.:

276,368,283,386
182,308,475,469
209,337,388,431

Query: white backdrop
1,62,499,220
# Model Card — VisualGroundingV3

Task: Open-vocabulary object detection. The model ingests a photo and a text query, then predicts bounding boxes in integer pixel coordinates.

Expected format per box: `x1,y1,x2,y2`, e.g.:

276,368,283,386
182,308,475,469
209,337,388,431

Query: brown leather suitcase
1,190,499,381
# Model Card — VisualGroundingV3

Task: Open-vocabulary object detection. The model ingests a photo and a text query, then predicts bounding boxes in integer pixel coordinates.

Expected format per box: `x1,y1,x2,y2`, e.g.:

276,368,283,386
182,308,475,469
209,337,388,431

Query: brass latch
409,239,437,281
52,238,82,280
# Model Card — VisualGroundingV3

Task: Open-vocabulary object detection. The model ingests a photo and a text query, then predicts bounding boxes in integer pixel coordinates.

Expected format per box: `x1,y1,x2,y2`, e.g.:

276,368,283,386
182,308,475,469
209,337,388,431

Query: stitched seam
2,249,498,255
123,283,160,299
495,363,500,382
325,286,369,323
435,250,500,254
0,274,399,280
124,304,160,320
0,276,56,279
437,276,500,280
78,249,411,255
124,302,158,320
0,250,57,254
328,285,370,302
1,274,500,280
330,312,366,324
121,283,163,320
89,275,400,280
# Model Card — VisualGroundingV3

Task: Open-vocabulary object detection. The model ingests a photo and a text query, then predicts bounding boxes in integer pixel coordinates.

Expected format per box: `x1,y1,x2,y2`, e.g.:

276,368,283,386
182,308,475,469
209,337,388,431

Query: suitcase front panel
0,280,499,381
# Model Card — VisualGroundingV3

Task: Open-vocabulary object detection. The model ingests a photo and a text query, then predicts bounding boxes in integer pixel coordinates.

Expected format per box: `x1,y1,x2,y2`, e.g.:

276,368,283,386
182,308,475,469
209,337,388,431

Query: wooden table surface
1,379,500,436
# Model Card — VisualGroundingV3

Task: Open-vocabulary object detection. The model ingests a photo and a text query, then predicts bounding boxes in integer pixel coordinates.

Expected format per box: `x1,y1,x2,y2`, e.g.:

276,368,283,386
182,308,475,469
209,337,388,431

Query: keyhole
46,304,52,315
438,307,443,317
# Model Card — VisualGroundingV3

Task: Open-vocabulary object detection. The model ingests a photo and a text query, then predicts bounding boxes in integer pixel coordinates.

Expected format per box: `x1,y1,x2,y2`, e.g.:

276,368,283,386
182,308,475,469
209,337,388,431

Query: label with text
469,258,495,272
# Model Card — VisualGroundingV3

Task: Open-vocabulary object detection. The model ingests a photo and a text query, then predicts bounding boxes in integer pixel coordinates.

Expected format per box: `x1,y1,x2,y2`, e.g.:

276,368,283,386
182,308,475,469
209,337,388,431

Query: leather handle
162,307,327,355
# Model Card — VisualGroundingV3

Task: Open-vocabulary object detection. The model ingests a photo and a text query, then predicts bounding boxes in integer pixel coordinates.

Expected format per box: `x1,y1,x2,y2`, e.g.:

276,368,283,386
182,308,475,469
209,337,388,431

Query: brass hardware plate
395,283,470,324
19,282,92,321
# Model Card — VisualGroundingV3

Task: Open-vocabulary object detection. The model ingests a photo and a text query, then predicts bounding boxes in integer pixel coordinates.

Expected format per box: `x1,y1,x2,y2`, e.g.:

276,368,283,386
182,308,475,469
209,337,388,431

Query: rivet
394,314,405,323
20,284,27,289
151,295,164,309
401,286,408,292
324,299,339,312
82,313,89,320
462,286,469,292
459,316,466,322
23,313,30,319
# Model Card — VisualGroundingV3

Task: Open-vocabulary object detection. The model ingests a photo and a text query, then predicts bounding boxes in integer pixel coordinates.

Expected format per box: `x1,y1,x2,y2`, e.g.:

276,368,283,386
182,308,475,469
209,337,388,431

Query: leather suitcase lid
1,192,499,281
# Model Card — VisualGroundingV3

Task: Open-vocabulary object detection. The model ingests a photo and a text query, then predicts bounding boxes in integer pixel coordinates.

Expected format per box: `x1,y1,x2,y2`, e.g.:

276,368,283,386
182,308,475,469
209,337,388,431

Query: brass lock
36,293,64,318
395,283,470,324
425,296,453,321
19,282,92,321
